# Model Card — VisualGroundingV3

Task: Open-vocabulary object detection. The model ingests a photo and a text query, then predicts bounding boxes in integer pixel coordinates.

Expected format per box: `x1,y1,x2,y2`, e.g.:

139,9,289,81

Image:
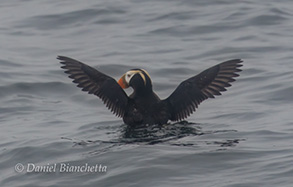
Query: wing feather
58,56,128,117
165,59,243,121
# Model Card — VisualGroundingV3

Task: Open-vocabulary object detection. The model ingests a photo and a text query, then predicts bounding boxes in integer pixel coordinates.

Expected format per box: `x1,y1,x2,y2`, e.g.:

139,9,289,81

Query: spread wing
58,56,128,117
165,59,243,121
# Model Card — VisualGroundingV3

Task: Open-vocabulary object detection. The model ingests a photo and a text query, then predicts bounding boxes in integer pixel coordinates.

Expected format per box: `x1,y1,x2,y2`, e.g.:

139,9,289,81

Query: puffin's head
118,69,151,90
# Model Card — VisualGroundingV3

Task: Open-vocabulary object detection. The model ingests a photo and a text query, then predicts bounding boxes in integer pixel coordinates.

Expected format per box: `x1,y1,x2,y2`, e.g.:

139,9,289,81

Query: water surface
0,0,292,187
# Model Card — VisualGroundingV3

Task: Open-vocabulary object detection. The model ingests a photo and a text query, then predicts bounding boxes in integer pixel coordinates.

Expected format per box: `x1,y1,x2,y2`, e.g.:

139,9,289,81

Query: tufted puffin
58,56,242,126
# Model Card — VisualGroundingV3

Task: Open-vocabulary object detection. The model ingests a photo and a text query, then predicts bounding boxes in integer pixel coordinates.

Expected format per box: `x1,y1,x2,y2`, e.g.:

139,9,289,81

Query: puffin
58,56,242,126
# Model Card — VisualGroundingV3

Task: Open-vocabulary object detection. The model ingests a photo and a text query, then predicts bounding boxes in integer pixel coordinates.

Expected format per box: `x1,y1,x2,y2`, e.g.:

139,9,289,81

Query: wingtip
57,56,65,64
237,59,244,66
57,55,66,60
236,60,243,72
232,59,243,63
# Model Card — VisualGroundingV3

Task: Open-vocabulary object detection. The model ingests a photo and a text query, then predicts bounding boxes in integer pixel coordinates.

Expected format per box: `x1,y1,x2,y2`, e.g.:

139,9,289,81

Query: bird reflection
120,121,203,145
61,121,243,153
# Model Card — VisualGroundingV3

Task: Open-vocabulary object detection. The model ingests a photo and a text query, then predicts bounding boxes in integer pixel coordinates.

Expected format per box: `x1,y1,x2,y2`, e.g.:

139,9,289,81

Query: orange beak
118,74,129,89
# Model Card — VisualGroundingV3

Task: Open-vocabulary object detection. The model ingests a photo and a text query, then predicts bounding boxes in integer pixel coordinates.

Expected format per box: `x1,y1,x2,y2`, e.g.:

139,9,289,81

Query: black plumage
58,56,127,117
58,56,242,126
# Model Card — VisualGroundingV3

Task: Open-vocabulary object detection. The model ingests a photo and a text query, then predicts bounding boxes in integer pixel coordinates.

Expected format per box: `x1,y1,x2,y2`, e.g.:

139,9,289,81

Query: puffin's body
58,56,242,126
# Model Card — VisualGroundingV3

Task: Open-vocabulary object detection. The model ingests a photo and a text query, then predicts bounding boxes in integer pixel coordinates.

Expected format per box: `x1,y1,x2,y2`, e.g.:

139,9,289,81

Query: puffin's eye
127,74,131,78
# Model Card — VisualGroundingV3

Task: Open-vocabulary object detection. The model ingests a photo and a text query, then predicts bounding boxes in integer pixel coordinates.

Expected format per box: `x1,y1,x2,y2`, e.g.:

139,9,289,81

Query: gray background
0,0,292,187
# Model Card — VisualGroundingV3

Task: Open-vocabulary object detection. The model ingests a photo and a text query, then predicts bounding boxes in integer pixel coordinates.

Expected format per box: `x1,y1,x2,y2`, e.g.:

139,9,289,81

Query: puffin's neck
129,72,153,97
131,83,153,97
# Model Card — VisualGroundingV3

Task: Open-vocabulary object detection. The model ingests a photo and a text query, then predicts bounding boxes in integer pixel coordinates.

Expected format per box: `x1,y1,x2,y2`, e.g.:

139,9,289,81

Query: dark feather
58,56,128,117
165,59,243,121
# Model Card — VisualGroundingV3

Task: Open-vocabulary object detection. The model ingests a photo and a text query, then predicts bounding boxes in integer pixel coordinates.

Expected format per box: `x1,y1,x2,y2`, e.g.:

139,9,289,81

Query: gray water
1,0,293,187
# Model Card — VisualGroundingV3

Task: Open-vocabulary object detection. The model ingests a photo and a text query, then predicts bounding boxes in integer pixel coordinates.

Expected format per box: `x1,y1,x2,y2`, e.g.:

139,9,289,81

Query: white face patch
125,71,136,84
124,69,151,86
